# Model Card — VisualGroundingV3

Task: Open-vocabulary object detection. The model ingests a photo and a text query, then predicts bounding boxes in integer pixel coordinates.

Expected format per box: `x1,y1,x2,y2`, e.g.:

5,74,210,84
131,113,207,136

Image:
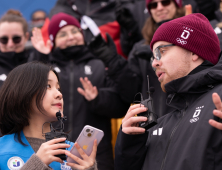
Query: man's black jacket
115,58,222,170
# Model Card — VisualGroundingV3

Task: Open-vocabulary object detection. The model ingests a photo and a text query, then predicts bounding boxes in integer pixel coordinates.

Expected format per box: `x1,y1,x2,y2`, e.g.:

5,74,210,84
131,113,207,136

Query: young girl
0,61,97,170
31,12,128,170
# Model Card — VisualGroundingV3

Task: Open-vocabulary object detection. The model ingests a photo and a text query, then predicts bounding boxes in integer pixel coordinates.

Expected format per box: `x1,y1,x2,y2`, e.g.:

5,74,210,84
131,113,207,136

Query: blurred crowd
0,0,222,169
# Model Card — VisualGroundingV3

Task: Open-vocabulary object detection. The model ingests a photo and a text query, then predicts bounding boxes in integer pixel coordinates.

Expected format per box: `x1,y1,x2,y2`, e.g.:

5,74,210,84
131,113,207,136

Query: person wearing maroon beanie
115,13,222,170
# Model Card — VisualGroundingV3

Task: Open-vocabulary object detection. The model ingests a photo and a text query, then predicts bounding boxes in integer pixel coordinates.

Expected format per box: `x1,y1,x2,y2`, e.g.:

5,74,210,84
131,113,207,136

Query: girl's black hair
0,61,59,145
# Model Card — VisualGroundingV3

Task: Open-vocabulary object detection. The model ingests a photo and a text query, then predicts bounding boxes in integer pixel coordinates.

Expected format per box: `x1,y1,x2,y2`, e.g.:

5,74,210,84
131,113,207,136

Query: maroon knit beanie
146,0,182,13
150,13,220,65
48,12,81,47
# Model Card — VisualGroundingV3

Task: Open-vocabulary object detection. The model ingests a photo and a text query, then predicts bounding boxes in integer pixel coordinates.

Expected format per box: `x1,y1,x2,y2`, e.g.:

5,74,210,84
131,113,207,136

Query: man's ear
192,53,199,61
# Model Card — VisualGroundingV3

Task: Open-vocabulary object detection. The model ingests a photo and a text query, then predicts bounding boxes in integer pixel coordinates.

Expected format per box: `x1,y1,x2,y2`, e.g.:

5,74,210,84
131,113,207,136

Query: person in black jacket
89,0,185,118
31,12,128,170
115,13,222,170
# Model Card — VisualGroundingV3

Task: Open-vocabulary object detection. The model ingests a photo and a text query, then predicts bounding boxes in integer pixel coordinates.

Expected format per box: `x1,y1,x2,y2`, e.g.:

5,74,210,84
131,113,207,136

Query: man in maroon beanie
114,13,222,170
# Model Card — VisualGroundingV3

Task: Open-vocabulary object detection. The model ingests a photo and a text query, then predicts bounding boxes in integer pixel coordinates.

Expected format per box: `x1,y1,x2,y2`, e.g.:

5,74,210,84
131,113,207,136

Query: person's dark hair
0,9,28,34
142,5,185,45
0,61,59,145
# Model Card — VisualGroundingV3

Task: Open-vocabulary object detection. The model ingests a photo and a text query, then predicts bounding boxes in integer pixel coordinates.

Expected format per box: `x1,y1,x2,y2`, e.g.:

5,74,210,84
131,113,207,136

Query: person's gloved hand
115,7,137,30
88,33,118,67
133,44,153,62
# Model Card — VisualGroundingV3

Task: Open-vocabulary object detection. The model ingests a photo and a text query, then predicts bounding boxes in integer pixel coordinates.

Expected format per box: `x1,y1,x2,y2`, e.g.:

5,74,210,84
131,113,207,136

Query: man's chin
161,83,166,93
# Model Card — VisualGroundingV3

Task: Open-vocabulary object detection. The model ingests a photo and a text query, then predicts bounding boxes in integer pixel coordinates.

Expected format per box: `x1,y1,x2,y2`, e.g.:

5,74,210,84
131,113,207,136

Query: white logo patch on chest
7,157,24,170
61,162,72,170
153,127,163,136
0,74,7,81
190,106,204,123
84,65,92,75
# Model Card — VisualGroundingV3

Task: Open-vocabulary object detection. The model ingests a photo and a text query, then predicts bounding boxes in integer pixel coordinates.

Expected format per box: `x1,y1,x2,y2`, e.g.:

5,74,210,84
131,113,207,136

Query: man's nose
152,58,160,69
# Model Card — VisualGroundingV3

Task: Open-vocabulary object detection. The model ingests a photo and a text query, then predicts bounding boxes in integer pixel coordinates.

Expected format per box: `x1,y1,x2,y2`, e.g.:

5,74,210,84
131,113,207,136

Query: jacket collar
164,58,222,110
50,45,94,65
0,50,29,70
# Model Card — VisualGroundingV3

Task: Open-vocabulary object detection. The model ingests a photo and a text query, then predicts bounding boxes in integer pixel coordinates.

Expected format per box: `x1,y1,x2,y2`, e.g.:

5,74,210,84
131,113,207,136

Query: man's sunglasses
148,0,172,10
0,36,22,45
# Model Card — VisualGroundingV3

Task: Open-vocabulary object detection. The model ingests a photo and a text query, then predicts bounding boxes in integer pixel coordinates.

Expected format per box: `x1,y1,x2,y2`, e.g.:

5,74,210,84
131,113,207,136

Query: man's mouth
156,71,165,81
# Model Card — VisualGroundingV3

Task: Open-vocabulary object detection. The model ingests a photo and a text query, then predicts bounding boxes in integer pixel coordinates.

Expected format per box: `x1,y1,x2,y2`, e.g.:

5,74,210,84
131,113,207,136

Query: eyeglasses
148,0,172,10
151,44,175,69
0,36,22,45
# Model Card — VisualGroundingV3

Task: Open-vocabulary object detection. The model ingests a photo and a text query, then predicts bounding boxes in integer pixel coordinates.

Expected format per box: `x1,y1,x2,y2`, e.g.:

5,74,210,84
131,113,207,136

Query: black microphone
43,110,68,160
56,110,62,121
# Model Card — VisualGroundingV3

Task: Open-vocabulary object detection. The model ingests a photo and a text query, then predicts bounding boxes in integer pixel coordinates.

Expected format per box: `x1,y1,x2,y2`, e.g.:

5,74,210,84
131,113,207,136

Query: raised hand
31,27,51,54
185,4,192,16
209,93,222,130
122,104,148,135
77,77,98,101
65,140,97,170
36,137,70,165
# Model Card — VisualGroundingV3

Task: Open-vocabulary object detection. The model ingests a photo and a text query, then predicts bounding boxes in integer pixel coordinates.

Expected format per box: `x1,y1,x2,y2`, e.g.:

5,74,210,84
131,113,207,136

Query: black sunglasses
148,0,172,10
0,36,22,45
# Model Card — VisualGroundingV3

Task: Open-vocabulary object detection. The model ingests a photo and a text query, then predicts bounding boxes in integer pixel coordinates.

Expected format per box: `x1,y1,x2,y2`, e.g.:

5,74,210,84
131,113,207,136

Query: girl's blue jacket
0,131,74,170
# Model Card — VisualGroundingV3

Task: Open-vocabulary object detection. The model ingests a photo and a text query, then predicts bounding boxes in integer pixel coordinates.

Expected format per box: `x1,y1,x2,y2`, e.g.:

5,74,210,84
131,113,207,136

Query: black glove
133,44,153,62
88,33,118,67
115,7,137,30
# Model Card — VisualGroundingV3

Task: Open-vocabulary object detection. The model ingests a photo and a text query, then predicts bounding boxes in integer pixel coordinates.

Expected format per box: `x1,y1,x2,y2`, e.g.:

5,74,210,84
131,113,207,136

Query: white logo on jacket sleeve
153,127,163,136
84,65,92,75
7,157,24,170
190,106,204,123
0,74,7,81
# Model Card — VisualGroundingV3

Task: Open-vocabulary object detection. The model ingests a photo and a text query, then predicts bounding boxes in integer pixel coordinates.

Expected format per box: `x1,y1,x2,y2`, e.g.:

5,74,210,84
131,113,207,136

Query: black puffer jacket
49,45,128,170
115,59,222,170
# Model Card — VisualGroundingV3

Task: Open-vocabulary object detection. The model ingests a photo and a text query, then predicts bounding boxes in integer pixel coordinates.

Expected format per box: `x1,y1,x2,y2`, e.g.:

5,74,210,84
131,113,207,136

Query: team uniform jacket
115,59,222,170
0,131,74,170
49,45,128,170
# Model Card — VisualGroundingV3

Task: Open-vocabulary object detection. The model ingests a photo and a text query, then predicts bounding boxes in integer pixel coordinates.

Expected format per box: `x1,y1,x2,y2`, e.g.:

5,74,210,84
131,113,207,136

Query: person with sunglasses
115,13,222,170
0,9,47,89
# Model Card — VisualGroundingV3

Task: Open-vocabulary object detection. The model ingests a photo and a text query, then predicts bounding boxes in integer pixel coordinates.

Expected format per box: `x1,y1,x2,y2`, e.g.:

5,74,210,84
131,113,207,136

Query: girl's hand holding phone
36,137,70,165
65,139,97,170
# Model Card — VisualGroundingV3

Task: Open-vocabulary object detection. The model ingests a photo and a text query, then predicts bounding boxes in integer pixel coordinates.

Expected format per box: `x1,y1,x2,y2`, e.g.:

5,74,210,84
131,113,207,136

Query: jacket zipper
68,60,74,139
159,109,186,170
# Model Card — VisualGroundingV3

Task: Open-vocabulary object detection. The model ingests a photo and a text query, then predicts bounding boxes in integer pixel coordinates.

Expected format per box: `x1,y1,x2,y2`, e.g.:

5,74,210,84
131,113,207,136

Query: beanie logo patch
176,29,192,45
176,38,187,45
59,20,67,28
181,30,190,39
50,34,54,41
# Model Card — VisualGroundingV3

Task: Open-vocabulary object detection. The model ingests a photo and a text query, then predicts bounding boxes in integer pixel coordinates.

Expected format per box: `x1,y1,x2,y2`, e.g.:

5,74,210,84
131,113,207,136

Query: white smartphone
66,125,104,163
